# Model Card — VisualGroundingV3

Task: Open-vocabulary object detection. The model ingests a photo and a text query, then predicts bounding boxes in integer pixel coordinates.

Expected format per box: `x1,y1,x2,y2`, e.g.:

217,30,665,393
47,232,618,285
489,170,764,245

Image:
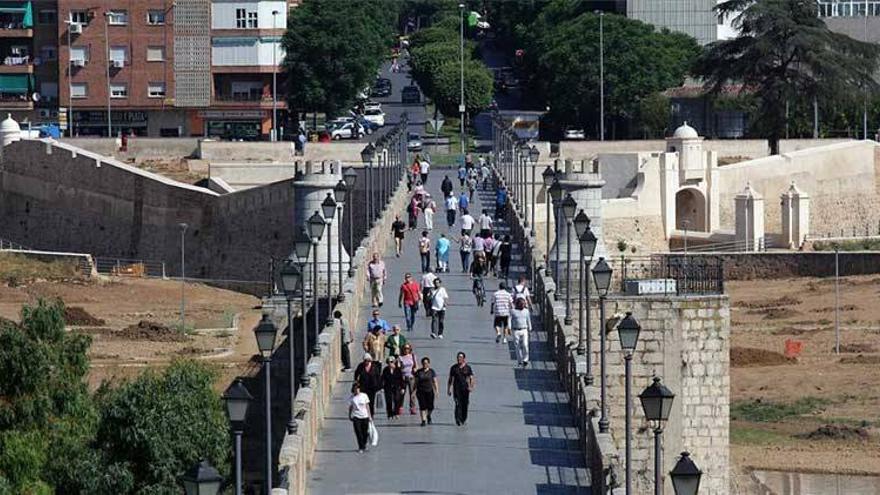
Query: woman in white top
509,298,532,367
423,197,435,230
348,382,372,453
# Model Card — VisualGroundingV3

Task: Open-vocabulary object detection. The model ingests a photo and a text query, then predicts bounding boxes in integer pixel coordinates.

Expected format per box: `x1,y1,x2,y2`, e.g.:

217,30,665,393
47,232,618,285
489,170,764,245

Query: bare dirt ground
0,276,262,389
133,158,207,184
727,275,880,484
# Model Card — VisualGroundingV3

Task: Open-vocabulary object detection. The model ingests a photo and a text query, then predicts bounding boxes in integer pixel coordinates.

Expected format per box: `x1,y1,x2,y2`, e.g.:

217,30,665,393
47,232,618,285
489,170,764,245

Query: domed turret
672,121,699,139
0,113,21,146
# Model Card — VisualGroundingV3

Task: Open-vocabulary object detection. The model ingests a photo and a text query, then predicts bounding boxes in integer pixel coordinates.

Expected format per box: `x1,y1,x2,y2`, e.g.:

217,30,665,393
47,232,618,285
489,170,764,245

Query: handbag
368,420,379,446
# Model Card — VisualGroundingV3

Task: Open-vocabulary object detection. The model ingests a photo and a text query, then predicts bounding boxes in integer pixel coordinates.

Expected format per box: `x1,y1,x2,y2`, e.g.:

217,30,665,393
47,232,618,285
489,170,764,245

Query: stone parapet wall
668,252,880,280
273,175,409,495
560,138,853,161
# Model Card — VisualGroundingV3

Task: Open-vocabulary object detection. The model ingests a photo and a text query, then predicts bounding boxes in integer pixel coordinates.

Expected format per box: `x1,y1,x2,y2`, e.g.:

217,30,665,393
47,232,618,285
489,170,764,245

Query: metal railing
669,237,765,253
617,255,724,295
0,237,31,250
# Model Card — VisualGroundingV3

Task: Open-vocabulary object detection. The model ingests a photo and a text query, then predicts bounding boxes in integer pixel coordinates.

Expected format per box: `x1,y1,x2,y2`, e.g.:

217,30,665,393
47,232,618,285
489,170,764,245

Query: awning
0,2,33,27
0,74,30,94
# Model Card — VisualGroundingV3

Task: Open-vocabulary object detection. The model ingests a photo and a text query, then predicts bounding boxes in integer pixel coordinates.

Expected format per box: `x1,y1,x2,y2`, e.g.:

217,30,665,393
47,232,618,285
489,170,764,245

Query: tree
693,0,879,154
637,93,671,138
432,59,494,117
531,12,701,138
282,0,400,118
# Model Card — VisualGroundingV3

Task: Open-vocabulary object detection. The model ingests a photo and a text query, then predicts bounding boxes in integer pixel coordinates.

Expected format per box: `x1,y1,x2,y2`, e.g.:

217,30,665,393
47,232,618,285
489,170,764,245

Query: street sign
458,104,465,114
428,118,444,132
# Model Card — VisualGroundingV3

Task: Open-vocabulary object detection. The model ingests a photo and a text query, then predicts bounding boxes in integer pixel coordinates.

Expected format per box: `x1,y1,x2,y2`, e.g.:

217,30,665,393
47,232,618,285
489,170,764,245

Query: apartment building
0,1,59,126
55,0,290,138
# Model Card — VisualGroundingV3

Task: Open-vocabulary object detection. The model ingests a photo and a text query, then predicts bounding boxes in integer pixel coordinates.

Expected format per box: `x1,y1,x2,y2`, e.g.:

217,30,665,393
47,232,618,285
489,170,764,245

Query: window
109,46,127,65
235,8,257,28
70,11,89,24
107,10,128,25
247,11,258,28
147,10,165,25
38,9,57,24
40,45,57,61
70,46,89,64
110,84,128,98
71,83,88,98
40,82,58,101
146,46,165,62
148,82,166,98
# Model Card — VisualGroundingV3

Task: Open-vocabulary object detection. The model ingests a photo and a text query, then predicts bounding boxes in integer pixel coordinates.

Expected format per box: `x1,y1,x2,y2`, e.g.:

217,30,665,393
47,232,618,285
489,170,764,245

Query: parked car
563,127,586,140
363,108,385,127
363,100,382,112
356,115,380,134
407,133,423,152
371,85,392,98
401,85,421,104
330,121,365,140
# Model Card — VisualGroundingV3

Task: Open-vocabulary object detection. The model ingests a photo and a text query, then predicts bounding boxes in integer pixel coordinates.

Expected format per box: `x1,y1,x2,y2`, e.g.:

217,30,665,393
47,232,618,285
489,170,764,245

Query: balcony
0,94,32,109
213,93,286,109
0,54,31,73
0,3,33,37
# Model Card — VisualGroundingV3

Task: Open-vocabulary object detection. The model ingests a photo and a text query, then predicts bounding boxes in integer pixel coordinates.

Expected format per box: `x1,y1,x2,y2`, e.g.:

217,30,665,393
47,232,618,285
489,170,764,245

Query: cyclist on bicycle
470,255,487,306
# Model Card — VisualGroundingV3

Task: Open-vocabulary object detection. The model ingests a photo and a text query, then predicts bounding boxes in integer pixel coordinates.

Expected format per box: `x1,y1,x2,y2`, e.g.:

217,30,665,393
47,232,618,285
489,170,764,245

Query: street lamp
223,379,253,495
670,452,703,495
291,226,311,377
592,256,612,433
279,257,303,415
334,179,348,299
640,376,676,495
180,460,223,495
616,311,642,495
574,209,593,366
361,143,375,227
307,211,325,354
529,145,540,237
561,193,577,325
321,193,337,324
548,177,563,290
343,167,358,276
253,314,278,495
542,166,556,252
458,2,466,158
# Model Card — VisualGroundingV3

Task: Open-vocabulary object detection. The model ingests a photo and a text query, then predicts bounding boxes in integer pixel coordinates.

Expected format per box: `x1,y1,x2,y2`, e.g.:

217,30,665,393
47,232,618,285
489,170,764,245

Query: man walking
429,278,449,339
441,175,454,197
367,252,386,308
418,231,431,273
366,308,390,335
445,193,459,228
398,272,421,332
510,298,532,367
490,282,513,343
460,209,475,237
447,351,475,426
420,156,431,184
420,268,438,316
336,310,353,371
478,209,494,239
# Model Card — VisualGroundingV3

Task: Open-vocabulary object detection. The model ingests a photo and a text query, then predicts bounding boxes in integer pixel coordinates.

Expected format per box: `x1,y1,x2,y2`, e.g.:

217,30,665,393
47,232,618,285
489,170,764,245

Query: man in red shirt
398,272,422,333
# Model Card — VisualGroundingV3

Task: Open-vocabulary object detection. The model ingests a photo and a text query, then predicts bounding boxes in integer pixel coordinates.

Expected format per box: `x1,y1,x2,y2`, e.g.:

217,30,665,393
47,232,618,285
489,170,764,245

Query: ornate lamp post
592,256,613,432
307,211,326,354
343,167,358,276
640,377,676,495
279,255,304,412
616,311,642,495
360,143,375,227
253,314,278,495
561,193,577,325
542,166,555,251
222,379,252,495
548,177,563,290
670,452,703,495
321,193,337,324
529,145,540,236
180,460,223,495
574,210,595,372
334,179,348,299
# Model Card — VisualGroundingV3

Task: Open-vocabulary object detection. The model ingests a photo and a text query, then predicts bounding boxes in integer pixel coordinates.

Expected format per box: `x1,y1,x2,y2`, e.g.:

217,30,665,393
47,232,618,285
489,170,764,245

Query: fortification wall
560,138,852,161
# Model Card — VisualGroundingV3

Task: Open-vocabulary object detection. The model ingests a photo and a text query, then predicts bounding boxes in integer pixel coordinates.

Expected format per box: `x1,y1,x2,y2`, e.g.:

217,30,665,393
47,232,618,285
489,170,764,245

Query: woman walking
399,344,418,414
408,197,420,231
414,356,439,426
498,235,513,280
510,298,532,367
435,233,450,273
418,231,431,273
423,196,436,230
392,215,407,257
348,382,372,453
382,357,405,419
459,232,473,273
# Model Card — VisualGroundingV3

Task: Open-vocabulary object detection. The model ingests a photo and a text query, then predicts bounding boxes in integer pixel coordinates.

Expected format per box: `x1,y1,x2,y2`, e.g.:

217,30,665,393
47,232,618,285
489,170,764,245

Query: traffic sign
428,118,444,132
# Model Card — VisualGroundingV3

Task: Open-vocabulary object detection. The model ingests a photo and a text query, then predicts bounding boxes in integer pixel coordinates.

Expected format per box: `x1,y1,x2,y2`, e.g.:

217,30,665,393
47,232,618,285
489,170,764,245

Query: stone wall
560,138,853,161
199,141,365,163
670,252,880,280
60,137,201,161
604,215,668,256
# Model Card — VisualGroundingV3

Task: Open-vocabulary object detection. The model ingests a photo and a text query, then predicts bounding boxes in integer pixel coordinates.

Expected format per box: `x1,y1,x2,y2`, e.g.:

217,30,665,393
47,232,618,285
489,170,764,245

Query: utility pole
103,11,112,138
459,3,466,156
272,10,279,142
598,11,605,141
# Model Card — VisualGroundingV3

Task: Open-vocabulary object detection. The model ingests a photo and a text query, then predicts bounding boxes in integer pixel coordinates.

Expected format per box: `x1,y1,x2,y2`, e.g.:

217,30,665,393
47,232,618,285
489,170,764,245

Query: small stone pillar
293,161,349,293
780,181,810,249
549,159,607,278
735,183,764,251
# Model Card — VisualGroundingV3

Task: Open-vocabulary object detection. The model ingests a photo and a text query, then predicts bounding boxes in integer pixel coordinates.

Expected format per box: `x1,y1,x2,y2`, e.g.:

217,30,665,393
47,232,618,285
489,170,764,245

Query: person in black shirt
447,351,475,426
354,353,383,417
381,357,405,419
392,215,407,257
498,235,513,280
414,356,439,426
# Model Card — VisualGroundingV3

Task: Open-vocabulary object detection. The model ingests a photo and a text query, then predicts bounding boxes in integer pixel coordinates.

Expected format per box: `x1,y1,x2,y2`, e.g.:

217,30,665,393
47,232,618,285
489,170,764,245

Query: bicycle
472,276,486,307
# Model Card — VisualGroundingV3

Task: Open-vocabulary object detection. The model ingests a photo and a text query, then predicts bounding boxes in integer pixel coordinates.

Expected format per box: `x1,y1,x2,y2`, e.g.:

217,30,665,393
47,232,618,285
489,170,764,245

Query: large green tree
282,0,400,118
432,59,494,117
693,0,879,154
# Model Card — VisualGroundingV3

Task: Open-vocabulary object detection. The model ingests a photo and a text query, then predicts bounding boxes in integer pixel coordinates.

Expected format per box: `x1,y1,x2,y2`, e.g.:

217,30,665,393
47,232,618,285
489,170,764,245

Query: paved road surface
307,171,591,495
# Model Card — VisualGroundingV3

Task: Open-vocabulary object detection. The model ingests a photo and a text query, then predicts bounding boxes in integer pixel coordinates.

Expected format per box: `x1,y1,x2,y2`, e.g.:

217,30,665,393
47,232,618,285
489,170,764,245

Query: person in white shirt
490,282,513,343
478,209,494,238
419,158,431,184
423,197,435,230
348,382,372,453
429,278,449,339
421,269,438,314
445,194,459,227
509,298,532,367
460,211,476,236
513,275,532,308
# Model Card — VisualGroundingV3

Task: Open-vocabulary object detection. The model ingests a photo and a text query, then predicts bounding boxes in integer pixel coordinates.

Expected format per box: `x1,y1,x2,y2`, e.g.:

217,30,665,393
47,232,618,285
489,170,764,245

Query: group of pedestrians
347,155,535,454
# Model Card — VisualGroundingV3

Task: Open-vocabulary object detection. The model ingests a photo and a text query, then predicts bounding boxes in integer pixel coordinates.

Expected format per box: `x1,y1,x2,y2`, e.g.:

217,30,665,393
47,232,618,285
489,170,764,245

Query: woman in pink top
399,343,418,414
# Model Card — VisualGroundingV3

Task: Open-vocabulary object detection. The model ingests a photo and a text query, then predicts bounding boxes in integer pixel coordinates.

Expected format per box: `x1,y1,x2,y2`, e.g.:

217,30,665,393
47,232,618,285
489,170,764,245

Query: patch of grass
731,397,831,422
0,253,82,286
813,239,880,251
221,309,236,328
730,424,792,445
171,323,196,335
